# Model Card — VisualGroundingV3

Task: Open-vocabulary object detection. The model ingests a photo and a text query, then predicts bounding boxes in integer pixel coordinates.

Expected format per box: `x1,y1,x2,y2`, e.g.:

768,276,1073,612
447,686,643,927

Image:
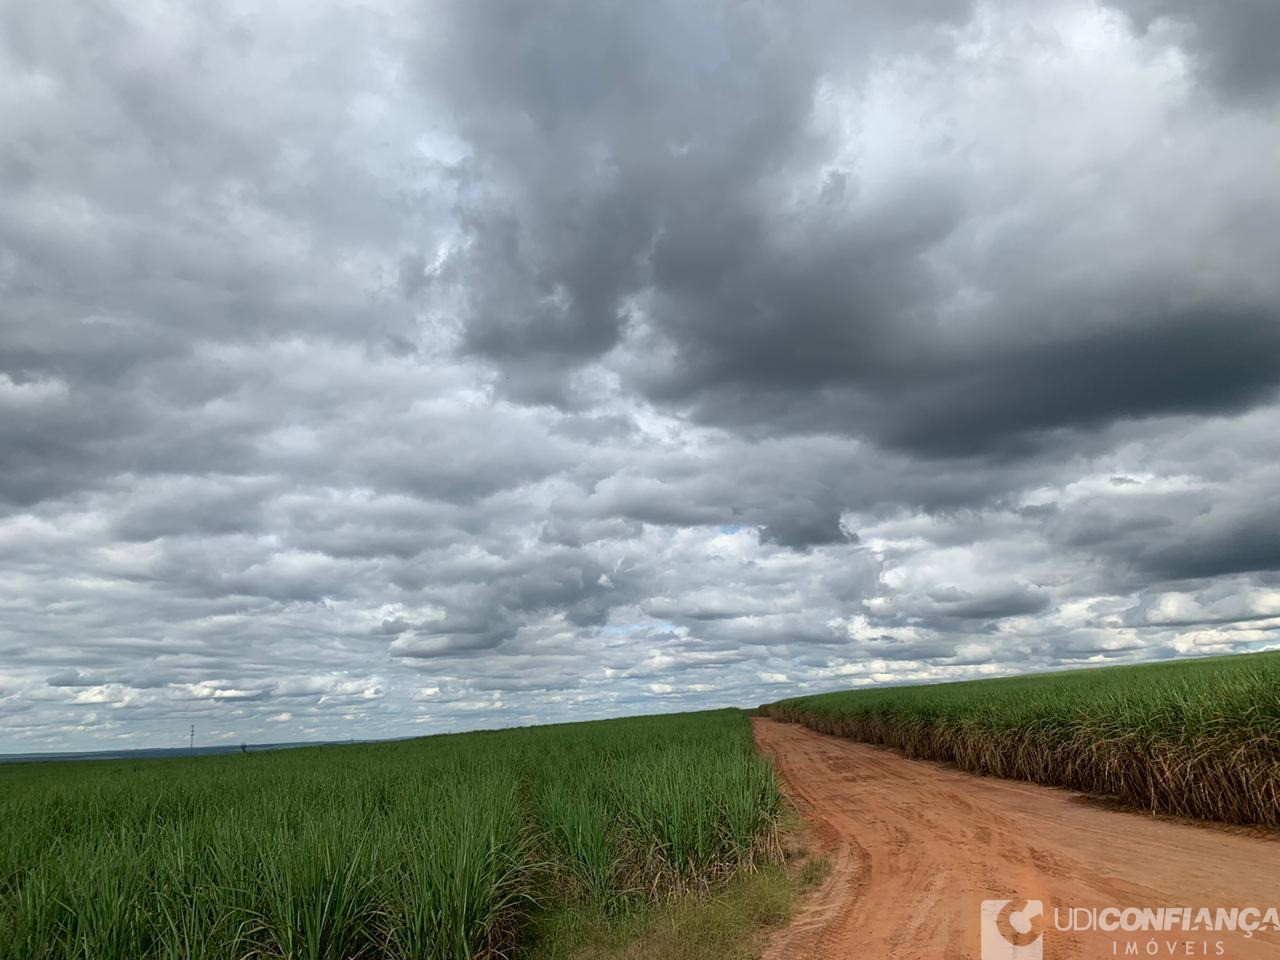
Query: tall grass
0,709,782,960
761,651,1280,826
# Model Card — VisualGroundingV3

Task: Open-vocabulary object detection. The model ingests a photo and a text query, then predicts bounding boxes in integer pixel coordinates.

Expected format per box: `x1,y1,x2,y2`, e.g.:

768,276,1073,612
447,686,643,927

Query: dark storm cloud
387,547,621,660
644,299,1280,458
872,305,1280,456
1073,501,1280,583
2,0,1278,752
419,0,975,406
1143,521,1280,581
923,586,1051,621
419,0,1280,457
1108,0,1280,98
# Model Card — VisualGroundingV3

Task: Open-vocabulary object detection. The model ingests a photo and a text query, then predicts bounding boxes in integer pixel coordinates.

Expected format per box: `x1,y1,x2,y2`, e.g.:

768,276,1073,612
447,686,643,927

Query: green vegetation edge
526,837,827,960
761,651,1280,827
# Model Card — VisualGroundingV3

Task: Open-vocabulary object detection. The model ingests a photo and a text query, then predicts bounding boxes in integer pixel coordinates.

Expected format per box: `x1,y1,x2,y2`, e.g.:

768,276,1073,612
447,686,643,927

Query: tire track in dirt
754,718,1280,960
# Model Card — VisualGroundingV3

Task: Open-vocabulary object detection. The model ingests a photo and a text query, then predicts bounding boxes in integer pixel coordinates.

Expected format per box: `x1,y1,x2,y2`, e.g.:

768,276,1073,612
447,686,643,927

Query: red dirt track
753,718,1280,960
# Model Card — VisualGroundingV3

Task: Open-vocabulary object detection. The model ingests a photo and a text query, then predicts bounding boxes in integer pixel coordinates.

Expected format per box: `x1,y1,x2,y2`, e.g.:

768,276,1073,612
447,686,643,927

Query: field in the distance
762,651,1280,826
0,709,786,960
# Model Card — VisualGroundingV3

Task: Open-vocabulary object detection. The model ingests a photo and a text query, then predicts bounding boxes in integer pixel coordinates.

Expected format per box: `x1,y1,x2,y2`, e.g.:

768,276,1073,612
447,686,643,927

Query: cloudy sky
2,0,1278,752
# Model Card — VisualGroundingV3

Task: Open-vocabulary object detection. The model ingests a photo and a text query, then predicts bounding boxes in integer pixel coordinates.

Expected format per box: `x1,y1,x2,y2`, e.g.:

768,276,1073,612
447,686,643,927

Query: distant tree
240,742,248,754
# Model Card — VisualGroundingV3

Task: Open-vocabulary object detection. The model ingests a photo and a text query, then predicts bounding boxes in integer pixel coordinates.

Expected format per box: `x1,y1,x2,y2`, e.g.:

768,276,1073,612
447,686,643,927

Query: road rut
753,718,1280,960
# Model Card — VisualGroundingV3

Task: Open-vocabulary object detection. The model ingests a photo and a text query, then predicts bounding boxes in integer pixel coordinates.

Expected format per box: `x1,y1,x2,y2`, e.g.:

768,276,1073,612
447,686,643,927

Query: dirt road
753,718,1280,960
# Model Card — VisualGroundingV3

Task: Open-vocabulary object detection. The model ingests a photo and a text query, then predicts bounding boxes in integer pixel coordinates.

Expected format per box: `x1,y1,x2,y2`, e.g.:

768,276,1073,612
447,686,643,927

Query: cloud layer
2,0,1278,751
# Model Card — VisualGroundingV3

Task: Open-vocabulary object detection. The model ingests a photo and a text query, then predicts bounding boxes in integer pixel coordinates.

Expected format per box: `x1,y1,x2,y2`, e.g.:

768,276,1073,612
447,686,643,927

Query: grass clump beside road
526,810,828,960
526,862,795,960
0,709,786,960
762,651,1280,827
